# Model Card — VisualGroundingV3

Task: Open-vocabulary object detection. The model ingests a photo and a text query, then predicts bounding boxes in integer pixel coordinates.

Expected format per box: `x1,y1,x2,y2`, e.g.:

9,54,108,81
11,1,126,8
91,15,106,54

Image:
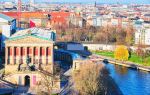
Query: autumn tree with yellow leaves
114,45,129,61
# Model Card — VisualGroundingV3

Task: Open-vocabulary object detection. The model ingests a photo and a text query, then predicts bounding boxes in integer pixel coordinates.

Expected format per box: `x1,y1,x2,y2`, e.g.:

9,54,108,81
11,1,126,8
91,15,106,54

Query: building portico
4,28,60,89
5,46,52,65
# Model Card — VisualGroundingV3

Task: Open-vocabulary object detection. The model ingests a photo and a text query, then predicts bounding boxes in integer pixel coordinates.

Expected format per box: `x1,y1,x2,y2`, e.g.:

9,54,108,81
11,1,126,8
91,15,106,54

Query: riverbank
91,54,150,72
93,51,150,66
102,75,123,95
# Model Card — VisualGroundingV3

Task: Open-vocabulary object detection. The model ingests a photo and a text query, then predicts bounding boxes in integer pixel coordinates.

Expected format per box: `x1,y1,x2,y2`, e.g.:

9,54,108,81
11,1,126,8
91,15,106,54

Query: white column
31,47,34,64
48,47,51,64
47,45,54,74
20,47,23,64
12,47,14,65
19,47,21,59
25,47,27,59
51,45,54,74
16,47,21,64
38,47,40,64
5,46,8,65
42,47,46,64
23,47,27,64
45,47,47,64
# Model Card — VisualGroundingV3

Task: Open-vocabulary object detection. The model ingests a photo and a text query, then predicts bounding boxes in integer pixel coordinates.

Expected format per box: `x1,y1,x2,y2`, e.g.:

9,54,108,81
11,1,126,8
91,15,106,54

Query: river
104,63,150,95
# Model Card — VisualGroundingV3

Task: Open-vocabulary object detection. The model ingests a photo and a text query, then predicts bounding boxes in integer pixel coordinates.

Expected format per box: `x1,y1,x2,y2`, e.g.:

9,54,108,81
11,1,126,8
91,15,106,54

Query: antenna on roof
48,14,51,21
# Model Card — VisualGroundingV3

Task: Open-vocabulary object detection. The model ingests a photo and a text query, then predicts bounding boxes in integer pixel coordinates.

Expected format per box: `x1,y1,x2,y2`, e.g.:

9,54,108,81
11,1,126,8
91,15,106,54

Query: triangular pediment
6,35,53,44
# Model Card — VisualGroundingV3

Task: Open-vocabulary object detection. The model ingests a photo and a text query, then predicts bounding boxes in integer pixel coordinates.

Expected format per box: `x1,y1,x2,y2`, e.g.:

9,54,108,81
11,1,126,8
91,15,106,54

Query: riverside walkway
90,54,150,72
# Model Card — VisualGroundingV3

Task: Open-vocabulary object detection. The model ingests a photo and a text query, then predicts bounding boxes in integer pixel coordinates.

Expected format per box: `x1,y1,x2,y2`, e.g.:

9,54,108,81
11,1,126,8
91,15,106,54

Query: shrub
114,45,129,61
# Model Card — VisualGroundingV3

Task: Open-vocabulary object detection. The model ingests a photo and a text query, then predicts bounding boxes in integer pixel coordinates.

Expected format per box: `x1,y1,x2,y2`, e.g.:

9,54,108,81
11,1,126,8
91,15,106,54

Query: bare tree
136,44,146,63
36,73,53,94
72,62,109,95
125,24,135,46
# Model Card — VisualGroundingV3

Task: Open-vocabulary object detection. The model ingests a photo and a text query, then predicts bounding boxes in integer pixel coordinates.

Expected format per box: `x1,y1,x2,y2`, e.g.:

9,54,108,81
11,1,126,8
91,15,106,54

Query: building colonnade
5,46,52,65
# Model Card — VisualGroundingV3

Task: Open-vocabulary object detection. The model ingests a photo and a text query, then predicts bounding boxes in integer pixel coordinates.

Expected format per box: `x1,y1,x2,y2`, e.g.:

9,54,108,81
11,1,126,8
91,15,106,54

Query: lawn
93,51,114,58
93,50,150,66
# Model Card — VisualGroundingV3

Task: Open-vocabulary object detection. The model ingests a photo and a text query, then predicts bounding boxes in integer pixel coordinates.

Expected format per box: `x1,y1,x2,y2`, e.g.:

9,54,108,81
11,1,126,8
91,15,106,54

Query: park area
93,50,150,66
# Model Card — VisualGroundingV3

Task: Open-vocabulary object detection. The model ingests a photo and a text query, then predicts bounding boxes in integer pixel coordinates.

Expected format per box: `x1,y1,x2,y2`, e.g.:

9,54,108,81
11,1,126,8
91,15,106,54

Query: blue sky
54,0,150,4
1,0,150,4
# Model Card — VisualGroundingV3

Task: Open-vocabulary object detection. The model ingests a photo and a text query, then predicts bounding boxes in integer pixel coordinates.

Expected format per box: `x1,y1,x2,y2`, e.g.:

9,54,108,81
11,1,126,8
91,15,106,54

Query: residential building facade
0,13,16,50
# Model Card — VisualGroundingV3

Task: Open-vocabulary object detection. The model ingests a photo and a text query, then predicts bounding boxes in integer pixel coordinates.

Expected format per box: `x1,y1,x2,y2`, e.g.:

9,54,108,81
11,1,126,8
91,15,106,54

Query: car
103,59,109,64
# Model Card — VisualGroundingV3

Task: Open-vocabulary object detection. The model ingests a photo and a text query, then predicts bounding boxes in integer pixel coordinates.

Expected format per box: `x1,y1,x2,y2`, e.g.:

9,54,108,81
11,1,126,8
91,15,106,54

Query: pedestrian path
90,54,150,72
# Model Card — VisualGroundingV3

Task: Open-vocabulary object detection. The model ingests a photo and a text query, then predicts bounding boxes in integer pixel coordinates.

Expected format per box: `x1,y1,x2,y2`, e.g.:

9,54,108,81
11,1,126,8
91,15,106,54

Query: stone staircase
12,86,36,95
0,79,16,88
0,79,15,94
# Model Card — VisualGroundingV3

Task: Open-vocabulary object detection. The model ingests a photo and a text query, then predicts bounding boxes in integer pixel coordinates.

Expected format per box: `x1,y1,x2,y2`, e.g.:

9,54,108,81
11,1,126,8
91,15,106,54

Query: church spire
95,1,96,7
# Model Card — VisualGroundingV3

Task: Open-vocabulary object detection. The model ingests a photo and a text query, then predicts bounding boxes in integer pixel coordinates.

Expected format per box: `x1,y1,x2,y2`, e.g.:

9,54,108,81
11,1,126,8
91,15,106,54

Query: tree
125,25,135,46
114,45,129,61
136,44,147,63
36,73,53,94
115,28,126,45
72,62,109,95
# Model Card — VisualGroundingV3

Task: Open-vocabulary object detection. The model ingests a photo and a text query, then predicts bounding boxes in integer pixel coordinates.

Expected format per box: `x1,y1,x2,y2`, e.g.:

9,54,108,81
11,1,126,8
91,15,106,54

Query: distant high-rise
95,1,96,7
30,0,34,4
15,0,18,3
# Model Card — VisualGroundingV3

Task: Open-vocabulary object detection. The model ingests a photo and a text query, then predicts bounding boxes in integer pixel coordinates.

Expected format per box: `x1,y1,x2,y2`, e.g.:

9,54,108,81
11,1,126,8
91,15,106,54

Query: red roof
0,12,72,23
1,12,18,19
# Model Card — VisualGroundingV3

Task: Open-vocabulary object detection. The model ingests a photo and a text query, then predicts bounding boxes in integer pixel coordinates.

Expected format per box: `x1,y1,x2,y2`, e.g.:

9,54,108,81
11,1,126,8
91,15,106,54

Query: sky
49,0,150,4
1,0,150,4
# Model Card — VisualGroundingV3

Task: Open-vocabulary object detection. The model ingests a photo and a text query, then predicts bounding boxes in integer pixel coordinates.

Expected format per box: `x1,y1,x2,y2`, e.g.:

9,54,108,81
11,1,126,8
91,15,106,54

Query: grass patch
93,50,150,66
128,53,142,64
93,51,114,58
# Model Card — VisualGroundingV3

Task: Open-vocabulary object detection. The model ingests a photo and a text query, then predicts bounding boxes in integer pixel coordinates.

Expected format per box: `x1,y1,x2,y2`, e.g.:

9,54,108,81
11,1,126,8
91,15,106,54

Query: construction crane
18,0,21,27
17,0,50,28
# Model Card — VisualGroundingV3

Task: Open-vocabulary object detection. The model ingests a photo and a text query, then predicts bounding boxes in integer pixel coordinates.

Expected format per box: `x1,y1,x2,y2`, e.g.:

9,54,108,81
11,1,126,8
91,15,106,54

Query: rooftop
144,14,150,17
54,49,82,60
8,27,56,41
1,11,71,19
1,12,71,24
0,13,15,21
56,41,81,45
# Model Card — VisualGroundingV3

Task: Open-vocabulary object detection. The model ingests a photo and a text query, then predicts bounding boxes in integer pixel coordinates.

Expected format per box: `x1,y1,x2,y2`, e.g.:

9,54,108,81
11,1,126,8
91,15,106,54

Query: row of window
54,51,72,63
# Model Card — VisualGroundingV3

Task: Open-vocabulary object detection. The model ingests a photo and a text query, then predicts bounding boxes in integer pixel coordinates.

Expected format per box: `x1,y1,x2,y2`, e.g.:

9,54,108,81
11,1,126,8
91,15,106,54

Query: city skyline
1,0,150,4
0,0,150,94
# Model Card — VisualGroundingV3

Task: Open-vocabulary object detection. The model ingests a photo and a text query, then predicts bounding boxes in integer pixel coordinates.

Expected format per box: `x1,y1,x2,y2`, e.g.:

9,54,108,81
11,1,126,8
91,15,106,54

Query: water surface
105,63,150,95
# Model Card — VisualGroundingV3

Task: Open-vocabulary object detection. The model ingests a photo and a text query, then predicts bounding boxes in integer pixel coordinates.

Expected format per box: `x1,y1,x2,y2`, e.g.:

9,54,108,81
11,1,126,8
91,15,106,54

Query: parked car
103,59,109,64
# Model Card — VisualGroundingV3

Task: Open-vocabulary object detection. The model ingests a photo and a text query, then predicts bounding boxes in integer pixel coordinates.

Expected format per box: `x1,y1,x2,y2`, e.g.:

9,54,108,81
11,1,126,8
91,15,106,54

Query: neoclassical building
4,28,60,90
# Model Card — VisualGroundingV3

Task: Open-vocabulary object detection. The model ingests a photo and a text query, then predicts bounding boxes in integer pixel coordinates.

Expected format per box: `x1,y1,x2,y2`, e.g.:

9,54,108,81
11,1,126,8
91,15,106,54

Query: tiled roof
8,27,56,41
1,11,71,18
0,12,18,19
1,12,71,23
0,13,15,21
